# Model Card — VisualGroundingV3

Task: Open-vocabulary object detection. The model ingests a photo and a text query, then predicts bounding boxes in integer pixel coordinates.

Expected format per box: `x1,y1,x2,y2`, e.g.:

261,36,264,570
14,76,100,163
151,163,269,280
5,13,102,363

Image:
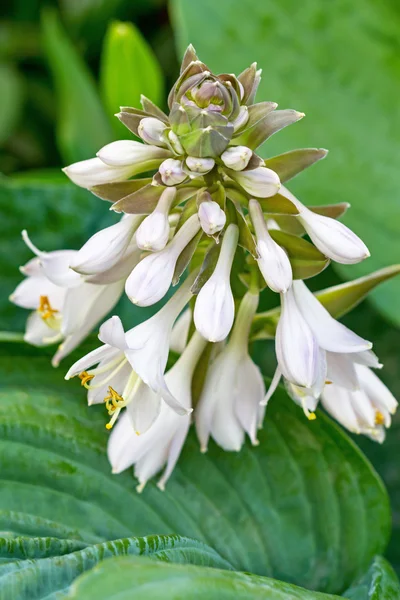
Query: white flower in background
125,214,201,307
221,145,252,171
138,117,167,147
194,224,239,342
198,199,226,236
322,364,398,442
249,199,293,293
135,187,176,251
70,215,143,276
196,291,265,452
281,186,370,265
11,232,124,366
107,331,207,491
159,158,187,186
170,309,192,354
63,140,171,189
226,166,281,198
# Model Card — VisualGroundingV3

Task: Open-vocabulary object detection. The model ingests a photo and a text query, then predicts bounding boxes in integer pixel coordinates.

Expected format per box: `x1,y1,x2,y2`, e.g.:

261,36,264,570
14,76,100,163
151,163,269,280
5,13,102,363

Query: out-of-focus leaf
252,265,400,340
343,556,400,599
264,148,328,183
100,21,164,137
0,344,390,595
0,64,24,146
170,0,400,325
68,556,340,600
0,535,231,599
41,9,113,163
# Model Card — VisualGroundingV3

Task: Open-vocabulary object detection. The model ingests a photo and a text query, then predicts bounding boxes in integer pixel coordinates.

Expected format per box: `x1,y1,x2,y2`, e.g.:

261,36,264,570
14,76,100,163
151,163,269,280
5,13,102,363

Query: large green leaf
41,9,113,163
0,535,231,600
343,556,400,600
0,343,390,595
170,0,400,326
68,556,340,600
100,21,164,138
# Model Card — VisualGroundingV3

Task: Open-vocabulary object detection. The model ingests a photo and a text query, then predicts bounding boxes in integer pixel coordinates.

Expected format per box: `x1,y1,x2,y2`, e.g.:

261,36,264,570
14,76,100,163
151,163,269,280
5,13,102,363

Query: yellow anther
307,412,317,421
78,371,94,388
104,386,126,430
38,295,59,321
375,411,385,425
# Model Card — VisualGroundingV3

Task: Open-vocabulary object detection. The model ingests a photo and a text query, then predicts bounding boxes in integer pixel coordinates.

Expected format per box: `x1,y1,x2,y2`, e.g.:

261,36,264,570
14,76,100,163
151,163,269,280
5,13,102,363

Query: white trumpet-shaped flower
11,237,124,366
322,364,398,442
195,291,265,452
107,331,207,491
125,214,201,306
159,158,187,186
198,199,226,236
169,309,192,354
70,215,142,276
281,186,370,265
249,199,292,293
135,187,176,251
221,145,252,171
63,141,170,189
194,223,239,342
226,166,280,198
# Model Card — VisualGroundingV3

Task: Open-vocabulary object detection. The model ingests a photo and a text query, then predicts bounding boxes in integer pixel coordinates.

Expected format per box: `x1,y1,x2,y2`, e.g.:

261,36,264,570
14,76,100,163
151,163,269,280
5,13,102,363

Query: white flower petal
24,311,59,346
98,315,128,350
65,344,119,379
293,280,372,353
169,309,192,354
357,364,398,415
221,145,252,171
97,140,169,167
126,381,162,435
198,200,226,236
63,157,138,188
227,166,280,198
326,351,359,390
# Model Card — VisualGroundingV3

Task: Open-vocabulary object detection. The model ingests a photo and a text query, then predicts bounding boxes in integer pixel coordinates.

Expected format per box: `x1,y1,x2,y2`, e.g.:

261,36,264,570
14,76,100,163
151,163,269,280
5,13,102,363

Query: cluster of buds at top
12,45,397,491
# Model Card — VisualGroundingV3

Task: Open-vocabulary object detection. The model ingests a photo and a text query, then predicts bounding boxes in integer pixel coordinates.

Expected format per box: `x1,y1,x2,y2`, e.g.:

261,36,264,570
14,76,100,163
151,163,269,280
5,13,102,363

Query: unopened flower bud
198,200,226,236
232,106,249,131
136,188,176,251
194,223,239,342
159,158,187,186
168,130,184,154
227,166,280,198
186,156,215,174
97,140,169,167
221,146,252,171
125,214,201,306
249,199,292,293
138,117,167,147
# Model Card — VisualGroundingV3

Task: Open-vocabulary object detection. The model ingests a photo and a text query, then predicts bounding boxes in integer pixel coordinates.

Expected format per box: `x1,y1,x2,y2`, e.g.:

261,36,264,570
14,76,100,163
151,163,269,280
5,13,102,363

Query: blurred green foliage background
1,0,400,575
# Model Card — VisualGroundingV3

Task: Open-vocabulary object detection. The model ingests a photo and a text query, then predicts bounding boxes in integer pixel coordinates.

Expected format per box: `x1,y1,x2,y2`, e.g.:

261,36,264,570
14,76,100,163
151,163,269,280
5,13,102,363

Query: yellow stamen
301,397,317,421
78,371,94,387
38,295,59,321
375,411,385,425
104,386,126,430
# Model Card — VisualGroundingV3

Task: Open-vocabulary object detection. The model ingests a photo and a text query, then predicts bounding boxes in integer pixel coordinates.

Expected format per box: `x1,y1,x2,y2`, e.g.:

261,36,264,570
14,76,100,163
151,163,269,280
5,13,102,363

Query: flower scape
11,45,398,492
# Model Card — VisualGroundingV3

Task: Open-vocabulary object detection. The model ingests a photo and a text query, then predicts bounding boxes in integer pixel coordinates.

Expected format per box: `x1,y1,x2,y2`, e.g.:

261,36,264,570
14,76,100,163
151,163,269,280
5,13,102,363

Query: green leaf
68,555,340,600
100,21,164,138
170,0,400,325
0,63,24,145
0,345,390,595
41,9,113,163
343,556,400,599
0,535,231,599
269,229,330,280
264,148,328,183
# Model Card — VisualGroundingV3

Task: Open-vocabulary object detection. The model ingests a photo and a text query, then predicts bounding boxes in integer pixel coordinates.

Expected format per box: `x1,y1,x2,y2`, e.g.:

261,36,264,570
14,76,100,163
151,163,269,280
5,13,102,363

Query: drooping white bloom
292,280,372,354
281,186,369,265
221,145,252,171
159,158,187,186
135,187,176,251
198,200,226,236
107,331,207,491
185,156,215,175
275,286,323,389
226,166,280,198
322,364,398,442
194,223,239,342
70,215,142,276
63,141,170,189
125,214,201,306
195,291,265,452
11,237,124,366
249,199,292,293
138,117,167,147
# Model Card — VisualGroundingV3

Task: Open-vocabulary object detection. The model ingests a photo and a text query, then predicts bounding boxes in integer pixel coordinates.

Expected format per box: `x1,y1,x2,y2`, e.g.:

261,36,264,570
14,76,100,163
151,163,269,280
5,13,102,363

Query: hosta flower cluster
11,46,397,491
